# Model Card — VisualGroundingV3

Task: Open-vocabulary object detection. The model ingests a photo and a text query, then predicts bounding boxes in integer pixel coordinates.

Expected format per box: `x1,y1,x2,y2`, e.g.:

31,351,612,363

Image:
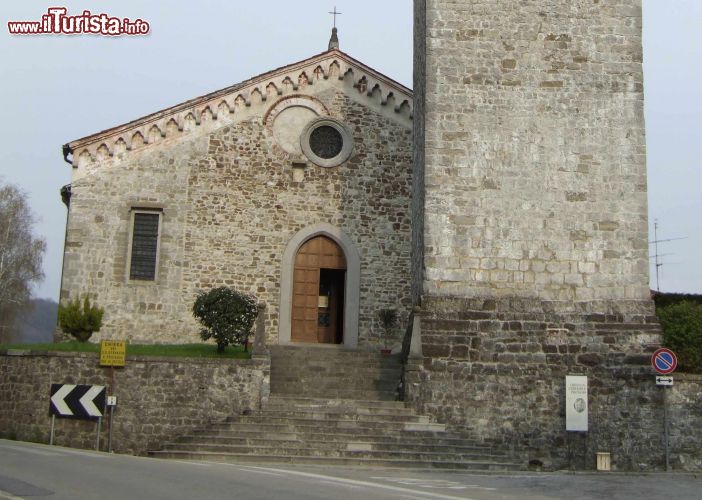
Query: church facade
59,2,673,469
60,31,414,348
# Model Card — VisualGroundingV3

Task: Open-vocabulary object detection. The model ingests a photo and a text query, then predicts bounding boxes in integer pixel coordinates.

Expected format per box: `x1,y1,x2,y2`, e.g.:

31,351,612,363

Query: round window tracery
309,126,343,159
301,118,353,167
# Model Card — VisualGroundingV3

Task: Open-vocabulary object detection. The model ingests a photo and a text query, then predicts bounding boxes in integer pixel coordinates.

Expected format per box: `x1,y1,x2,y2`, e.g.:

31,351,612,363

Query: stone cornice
66,49,412,168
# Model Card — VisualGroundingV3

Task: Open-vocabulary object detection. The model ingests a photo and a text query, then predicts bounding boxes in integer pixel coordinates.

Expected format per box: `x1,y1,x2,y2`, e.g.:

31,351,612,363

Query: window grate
309,125,343,159
129,212,159,280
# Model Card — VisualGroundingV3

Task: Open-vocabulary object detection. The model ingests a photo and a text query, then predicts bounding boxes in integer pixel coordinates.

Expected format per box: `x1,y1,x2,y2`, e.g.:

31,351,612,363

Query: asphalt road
1,440,699,500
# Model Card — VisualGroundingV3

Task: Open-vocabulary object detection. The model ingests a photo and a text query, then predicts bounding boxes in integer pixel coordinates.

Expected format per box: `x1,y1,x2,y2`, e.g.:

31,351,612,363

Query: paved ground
1,440,699,499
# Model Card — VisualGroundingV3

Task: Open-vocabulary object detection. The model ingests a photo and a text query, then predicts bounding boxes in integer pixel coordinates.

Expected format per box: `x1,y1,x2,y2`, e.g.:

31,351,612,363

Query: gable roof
65,48,413,165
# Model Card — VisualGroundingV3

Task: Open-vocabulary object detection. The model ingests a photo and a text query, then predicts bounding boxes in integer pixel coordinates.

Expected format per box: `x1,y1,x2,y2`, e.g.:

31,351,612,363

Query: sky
0,1,699,301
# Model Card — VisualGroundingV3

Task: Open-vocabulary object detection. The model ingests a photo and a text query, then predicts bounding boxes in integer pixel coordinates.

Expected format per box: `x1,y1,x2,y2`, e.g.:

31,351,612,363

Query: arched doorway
292,236,346,344
279,223,360,348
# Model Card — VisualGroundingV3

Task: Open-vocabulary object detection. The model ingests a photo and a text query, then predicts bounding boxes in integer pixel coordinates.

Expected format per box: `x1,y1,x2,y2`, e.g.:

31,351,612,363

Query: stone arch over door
279,223,360,348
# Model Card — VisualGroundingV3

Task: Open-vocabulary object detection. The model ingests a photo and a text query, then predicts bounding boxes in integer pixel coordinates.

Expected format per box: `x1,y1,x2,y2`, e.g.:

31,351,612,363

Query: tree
192,287,258,353
0,181,46,342
657,301,702,373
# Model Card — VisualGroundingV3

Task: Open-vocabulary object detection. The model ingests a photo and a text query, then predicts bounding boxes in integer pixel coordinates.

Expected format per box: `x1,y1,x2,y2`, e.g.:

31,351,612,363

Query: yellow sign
100,340,127,367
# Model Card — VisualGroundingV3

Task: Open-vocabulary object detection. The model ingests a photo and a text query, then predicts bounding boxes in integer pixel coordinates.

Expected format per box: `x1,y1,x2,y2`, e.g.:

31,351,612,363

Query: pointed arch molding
279,223,361,348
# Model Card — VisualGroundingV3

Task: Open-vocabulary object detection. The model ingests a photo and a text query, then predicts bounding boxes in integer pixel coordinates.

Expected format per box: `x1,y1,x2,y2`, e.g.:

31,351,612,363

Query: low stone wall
404,297,702,472
0,350,269,455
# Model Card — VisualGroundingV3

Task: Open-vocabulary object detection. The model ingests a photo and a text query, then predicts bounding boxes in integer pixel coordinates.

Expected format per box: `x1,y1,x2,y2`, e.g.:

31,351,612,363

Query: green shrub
58,296,104,342
657,301,702,373
192,287,257,353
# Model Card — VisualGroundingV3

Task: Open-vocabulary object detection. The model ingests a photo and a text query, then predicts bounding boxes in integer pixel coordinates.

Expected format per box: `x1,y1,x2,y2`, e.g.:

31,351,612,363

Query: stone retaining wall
404,297,702,471
0,350,269,455
668,373,702,471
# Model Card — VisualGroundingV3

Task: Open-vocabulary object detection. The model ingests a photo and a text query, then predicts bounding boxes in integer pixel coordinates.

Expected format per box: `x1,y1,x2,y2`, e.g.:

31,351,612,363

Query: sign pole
651,347,677,472
96,417,101,451
664,387,670,472
100,340,125,453
108,404,114,453
50,414,55,445
108,365,115,453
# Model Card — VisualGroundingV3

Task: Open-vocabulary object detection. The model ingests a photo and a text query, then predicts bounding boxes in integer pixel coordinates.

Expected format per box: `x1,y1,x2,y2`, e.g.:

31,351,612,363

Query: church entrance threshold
291,236,346,344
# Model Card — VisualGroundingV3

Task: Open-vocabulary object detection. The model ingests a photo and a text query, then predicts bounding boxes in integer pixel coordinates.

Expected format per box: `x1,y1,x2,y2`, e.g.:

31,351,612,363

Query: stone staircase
149,345,521,470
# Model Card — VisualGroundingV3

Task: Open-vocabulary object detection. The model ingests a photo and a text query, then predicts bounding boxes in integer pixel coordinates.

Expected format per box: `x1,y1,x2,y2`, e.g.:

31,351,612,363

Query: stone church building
60,2,671,468
61,29,414,349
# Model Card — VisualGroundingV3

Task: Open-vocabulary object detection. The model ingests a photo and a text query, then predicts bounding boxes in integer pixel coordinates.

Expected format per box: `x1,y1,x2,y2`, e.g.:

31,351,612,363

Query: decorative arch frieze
67,51,413,170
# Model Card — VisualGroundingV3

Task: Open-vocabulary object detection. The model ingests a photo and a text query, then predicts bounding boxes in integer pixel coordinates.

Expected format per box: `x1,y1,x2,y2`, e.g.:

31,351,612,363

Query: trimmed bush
657,301,702,373
193,287,257,353
58,296,104,342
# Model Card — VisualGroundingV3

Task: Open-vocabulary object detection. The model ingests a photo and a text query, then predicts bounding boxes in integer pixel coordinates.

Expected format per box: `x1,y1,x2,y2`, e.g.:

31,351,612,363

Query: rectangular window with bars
128,210,161,281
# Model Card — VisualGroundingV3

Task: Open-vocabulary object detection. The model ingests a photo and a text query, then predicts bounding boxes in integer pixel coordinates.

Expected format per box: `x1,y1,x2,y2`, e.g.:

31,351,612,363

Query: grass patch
0,341,250,359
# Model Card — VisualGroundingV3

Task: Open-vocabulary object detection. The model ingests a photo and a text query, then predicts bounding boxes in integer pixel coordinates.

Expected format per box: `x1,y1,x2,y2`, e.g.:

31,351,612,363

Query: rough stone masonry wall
62,138,202,342
404,297,702,471
407,0,667,470
0,351,268,455
411,0,427,306
61,87,413,345
420,0,649,301
668,373,702,471
183,90,413,346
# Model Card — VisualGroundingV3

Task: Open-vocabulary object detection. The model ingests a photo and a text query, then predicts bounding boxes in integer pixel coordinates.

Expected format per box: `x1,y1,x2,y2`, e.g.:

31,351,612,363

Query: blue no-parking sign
651,348,677,375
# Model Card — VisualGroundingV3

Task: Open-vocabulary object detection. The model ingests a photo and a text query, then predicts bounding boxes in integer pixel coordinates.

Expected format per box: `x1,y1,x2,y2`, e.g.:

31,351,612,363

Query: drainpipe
56,144,73,322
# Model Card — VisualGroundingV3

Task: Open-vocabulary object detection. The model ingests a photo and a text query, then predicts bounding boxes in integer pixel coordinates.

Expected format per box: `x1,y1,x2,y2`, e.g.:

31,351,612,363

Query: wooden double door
291,236,346,344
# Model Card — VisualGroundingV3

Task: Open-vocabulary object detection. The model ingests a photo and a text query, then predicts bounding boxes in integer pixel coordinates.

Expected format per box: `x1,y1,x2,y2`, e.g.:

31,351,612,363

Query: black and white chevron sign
50,384,106,419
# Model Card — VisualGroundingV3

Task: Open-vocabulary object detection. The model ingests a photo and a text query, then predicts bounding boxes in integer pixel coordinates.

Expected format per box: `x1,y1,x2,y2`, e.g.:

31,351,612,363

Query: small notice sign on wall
566,375,588,432
100,340,127,367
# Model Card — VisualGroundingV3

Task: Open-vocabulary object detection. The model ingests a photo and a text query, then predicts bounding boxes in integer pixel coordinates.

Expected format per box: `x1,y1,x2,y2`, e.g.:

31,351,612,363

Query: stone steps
204,419,447,433
155,443,508,462
191,422,468,440
149,346,522,471
264,396,408,410
174,435,493,452
147,450,520,471
237,404,419,414
268,389,399,400
186,427,478,444
269,345,403,400
231,411,433,424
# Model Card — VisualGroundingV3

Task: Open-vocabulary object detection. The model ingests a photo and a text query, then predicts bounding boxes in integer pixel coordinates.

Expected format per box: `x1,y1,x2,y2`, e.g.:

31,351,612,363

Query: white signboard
566,375,588,432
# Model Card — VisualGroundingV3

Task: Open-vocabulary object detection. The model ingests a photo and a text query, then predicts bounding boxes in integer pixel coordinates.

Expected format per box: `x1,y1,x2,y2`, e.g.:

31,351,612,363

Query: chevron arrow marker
79,386,105,417
51,384,75,416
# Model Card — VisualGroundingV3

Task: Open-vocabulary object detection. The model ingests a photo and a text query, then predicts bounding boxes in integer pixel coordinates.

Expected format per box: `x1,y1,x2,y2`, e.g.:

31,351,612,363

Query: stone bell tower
410,0,664,469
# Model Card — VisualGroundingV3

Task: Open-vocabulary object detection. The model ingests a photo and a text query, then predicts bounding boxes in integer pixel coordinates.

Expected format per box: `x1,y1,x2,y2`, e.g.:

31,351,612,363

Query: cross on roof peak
327,7,341,50
328,6,342,28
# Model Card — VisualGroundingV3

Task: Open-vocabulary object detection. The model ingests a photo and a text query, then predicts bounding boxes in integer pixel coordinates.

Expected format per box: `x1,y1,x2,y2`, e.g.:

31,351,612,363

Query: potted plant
377,308,398,355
